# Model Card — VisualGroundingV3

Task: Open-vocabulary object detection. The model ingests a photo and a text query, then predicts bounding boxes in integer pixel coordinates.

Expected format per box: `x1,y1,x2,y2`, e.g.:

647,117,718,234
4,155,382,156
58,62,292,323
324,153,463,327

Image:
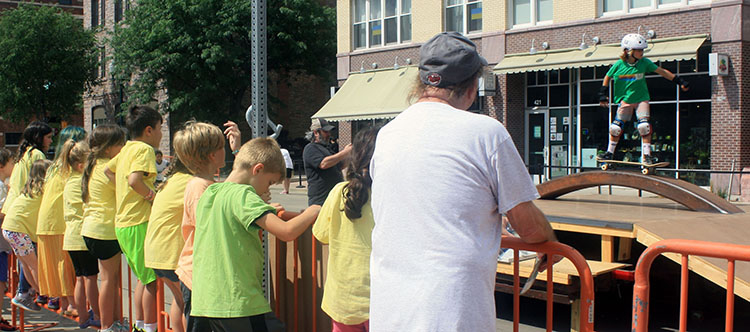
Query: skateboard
596,159,669,175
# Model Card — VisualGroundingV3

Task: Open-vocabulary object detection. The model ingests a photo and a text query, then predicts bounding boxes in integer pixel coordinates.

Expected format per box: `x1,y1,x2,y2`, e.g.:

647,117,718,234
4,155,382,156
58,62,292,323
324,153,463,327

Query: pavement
1,297,96,331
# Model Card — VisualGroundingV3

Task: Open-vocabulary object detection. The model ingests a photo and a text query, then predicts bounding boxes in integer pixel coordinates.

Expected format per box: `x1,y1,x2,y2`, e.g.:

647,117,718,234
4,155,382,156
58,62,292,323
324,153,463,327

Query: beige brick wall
337,0,351,54
484,0,506,32
553,0,597,23
411,0,443,43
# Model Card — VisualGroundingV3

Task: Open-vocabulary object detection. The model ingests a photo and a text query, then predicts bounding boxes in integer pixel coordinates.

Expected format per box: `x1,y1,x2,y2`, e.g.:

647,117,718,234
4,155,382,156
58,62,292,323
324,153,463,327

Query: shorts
202,315,268,332
285,169,293,178
84,236,121,260
183,281,212,332
3,230,35,256
115,223,157,284
0,252,7,282
332,320,369,332
154,269,179,282
68,251,100,277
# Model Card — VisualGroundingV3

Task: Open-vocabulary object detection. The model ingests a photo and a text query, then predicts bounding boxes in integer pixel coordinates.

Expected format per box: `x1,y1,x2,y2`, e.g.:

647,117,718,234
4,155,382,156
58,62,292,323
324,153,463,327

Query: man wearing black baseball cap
369,32,558,331
303,118,352,206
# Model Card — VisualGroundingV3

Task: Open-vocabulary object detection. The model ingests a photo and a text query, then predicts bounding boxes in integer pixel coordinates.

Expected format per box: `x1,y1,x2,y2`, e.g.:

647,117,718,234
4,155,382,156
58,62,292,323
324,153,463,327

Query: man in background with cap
369,31,558,331
303,118,352,206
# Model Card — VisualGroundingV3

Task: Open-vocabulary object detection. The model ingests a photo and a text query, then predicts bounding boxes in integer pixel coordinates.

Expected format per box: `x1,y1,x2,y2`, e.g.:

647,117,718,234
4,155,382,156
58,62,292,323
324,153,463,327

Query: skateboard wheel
601,164,609,171
642,168,651,175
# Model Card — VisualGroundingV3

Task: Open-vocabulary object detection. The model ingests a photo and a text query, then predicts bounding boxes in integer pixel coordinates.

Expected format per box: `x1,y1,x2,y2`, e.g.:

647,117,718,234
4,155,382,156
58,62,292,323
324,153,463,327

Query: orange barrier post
631,239,750,332
500,236,596,332
311,235,317,332
156,279,166,332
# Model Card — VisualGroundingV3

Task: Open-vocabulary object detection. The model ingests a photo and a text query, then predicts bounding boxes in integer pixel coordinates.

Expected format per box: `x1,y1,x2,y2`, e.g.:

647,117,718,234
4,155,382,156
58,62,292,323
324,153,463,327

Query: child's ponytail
343,127,380,220
22,159,53,198
58,139,90,177
82,124,126,202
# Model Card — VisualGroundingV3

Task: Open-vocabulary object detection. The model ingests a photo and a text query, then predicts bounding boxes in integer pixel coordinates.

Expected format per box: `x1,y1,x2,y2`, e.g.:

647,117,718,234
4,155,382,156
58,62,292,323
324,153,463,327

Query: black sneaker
642,155,657,165
597,151,614,161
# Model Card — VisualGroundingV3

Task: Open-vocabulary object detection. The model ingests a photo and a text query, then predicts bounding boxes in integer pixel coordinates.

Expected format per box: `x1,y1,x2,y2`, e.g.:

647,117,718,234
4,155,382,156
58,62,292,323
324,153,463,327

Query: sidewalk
1,298,96,332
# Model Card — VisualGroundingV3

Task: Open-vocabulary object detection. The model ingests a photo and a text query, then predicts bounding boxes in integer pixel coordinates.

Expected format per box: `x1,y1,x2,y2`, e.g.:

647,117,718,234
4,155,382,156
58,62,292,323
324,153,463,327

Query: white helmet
621,34,648,50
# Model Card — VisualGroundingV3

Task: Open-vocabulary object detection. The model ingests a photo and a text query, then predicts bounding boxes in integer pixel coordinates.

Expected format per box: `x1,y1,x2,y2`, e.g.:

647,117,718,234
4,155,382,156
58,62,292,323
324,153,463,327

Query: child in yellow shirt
36,126,86,313
81,124,127,332
3,121,52,311
105,106,163,332
2,159,52,311
313,127,378,332
144,157,191,332
60,139,102,329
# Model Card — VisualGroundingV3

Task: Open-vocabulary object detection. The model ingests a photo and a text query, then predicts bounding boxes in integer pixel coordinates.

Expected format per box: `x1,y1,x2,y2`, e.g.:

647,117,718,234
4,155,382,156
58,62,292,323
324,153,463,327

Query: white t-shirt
369,102,539,332
155,159,169,181
281,148,293,170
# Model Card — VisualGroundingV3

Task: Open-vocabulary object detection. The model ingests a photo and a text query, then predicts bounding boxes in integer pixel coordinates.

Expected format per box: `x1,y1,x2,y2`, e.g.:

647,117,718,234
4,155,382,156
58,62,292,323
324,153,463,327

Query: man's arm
319,144,352,170
506,201,557,244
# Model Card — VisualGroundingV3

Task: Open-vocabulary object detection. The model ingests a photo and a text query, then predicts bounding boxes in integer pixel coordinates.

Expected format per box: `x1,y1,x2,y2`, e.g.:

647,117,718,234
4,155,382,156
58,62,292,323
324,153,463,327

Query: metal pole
251,0,270,301
727,159,735,202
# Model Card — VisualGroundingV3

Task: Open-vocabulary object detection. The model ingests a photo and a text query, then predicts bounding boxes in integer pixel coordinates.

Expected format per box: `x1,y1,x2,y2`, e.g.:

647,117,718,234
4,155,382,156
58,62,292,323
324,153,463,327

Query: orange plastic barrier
631,239,750,332
499,236,596,332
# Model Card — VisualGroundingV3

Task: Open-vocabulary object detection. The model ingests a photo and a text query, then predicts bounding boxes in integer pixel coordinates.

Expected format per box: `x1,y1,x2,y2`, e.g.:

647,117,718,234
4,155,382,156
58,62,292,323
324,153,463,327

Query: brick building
321,0,750,187
0,0,85,149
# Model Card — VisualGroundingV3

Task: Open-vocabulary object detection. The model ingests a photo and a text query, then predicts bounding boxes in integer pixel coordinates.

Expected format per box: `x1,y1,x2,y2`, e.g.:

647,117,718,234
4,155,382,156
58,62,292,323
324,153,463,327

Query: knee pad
637,119,651,136
609,119,624,137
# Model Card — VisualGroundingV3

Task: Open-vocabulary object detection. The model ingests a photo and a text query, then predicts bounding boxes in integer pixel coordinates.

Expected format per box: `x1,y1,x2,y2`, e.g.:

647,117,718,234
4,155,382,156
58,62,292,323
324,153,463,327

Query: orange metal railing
631,239,750,332
500,236,596,332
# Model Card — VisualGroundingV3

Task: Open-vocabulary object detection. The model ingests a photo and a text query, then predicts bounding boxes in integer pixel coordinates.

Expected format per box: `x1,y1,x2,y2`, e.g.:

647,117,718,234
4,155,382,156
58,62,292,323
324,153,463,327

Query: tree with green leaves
0,4,99,123
110,0,336,125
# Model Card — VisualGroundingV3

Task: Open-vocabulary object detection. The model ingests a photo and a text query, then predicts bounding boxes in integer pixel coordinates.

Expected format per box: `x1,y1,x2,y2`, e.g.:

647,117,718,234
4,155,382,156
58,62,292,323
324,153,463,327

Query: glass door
526,109,548,179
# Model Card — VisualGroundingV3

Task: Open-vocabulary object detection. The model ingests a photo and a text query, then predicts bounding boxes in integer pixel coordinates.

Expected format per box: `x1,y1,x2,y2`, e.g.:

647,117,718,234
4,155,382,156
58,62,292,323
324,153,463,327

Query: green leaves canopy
110,0,335,124
0,5,99,123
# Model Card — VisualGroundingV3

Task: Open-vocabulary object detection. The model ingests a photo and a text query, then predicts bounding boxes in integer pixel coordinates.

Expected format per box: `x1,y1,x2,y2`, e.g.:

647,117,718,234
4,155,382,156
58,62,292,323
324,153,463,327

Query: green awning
311,66,417,122
494,34,707,74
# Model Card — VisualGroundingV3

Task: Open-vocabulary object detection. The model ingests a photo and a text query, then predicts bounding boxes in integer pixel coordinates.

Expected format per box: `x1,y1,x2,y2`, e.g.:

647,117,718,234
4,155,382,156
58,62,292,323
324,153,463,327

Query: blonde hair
620,50,634,62
23,159,52,198
59,140,90,177
173,121,225,175
82,124,126,202
233,137,285,176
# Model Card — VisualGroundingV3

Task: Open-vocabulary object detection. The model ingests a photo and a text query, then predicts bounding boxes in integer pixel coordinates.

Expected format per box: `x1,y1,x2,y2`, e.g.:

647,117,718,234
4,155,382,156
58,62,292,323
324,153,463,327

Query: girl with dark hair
312,127,379,332
3,121,53,215
2,121,52,311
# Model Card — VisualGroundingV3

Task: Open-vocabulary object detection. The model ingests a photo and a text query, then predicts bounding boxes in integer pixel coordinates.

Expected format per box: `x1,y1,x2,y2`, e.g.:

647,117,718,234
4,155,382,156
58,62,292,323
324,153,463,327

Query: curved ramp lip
537,171,744,215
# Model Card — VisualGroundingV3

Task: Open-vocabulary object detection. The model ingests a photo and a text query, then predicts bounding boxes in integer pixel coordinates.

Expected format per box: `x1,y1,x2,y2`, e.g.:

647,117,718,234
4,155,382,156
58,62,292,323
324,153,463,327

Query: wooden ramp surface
497,258,628,285
635,213,750,301
534,193,750,301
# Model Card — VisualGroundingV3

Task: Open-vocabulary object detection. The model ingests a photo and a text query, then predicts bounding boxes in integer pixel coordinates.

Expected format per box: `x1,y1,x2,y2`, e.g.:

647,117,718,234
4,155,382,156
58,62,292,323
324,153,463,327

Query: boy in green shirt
597,33,689,165
191,137,320,331
105,106,162,332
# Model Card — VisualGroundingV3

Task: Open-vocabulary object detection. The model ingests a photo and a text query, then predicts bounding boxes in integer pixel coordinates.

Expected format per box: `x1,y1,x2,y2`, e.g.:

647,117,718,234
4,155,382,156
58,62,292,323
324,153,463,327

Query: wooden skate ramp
537,171,743,214
635,214,750,301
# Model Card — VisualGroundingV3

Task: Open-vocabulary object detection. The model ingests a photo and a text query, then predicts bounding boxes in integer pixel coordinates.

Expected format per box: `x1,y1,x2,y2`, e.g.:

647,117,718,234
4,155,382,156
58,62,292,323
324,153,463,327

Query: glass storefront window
580,106,609,152
580,67,595,80
680,74,710,100
646,76,676,101
527,87,547,107
679,102,711,185
549,85,569,107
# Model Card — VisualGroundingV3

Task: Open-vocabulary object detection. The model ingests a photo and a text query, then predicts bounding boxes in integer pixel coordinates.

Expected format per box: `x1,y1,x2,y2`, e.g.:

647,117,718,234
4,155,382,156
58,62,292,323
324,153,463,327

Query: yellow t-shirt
2,192,43,242
312,181,374,325
63,171,87,251
144,172,191,270
37,169,68,235
81,158,118,240
2,148,45,215
107,141,157,229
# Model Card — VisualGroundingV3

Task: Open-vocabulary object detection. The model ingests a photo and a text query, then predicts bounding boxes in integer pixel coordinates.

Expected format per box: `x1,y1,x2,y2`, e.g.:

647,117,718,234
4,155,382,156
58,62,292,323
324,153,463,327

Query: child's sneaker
0,318,17,331
34,294,47,304
11,293,41,311
79,309,100,329
47,297,60,310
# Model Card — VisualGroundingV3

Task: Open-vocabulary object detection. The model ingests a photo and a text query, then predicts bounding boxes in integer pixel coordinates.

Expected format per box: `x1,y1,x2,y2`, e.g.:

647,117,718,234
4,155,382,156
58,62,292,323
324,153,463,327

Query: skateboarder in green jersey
597,33,689,165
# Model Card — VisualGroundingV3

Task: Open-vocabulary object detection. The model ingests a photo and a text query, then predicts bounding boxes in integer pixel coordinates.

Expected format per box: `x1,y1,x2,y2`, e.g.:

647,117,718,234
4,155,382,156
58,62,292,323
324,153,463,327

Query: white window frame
352,0,412,50
444,0,483,35
508,0,553,29
599,0,709,17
